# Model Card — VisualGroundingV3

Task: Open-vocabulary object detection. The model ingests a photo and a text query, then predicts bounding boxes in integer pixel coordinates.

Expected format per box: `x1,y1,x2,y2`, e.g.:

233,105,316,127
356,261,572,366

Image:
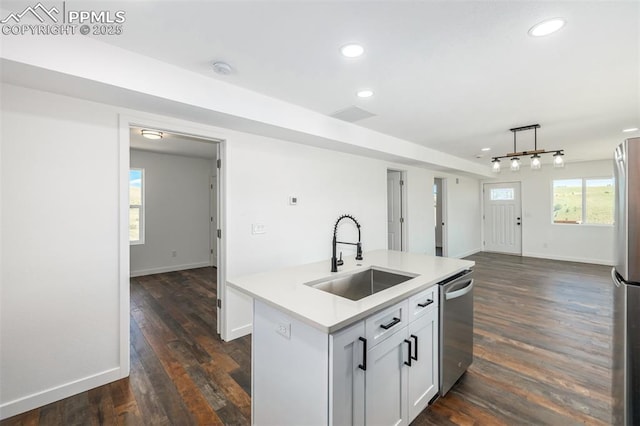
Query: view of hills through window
553,178,614,224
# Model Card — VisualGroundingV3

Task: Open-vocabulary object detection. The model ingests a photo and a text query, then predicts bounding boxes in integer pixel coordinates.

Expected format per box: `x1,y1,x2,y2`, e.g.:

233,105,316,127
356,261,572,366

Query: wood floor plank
1,254,613,425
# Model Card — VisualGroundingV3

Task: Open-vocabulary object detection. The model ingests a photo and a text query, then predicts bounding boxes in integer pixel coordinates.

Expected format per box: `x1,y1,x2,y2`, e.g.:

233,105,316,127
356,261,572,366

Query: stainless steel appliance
613,137,640,425
439,269,474,395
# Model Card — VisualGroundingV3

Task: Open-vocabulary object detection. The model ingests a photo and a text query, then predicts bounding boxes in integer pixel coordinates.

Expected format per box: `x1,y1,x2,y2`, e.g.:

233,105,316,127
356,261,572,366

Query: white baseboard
0,367,126,420
522,251,615,266
451,247,482,259
130,261,211,277
224,323,252,342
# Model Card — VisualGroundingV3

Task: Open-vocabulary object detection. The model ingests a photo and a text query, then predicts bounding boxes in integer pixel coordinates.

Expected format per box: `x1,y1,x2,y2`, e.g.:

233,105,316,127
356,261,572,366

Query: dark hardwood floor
2,252,613,425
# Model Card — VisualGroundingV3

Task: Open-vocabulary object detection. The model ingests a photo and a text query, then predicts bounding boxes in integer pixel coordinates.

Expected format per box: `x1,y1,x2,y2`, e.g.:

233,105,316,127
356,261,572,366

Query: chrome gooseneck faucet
331,214,363,272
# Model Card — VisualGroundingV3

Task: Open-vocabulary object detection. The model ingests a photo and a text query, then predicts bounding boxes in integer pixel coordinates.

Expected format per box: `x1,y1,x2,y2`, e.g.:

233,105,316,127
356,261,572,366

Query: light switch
252,223,266,234
289,196,298,205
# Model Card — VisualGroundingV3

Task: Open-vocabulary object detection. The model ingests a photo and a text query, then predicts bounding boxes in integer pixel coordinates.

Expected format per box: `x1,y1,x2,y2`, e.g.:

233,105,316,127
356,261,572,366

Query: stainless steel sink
306,267,416,301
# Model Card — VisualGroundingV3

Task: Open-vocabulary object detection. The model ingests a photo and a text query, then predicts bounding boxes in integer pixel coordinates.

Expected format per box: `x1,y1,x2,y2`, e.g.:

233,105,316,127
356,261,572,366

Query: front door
483,182,522,255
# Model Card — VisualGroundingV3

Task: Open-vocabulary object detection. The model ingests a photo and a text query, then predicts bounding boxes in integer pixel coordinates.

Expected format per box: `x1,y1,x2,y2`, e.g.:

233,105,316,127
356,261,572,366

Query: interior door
387,170,403,251
210,174,217,267
483,182,522,254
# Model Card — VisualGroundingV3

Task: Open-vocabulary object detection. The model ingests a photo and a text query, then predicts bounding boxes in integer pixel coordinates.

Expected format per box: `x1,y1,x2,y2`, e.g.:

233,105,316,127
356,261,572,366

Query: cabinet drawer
365,300,409,347
408,285,438,322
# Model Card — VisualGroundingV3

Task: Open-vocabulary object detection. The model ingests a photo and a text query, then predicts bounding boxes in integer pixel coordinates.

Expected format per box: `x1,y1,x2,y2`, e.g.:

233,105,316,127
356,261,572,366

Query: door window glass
490,188,514,201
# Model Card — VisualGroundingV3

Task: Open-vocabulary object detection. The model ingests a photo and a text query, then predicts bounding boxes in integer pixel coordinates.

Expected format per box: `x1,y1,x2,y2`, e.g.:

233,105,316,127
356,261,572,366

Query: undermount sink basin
306,267,416,301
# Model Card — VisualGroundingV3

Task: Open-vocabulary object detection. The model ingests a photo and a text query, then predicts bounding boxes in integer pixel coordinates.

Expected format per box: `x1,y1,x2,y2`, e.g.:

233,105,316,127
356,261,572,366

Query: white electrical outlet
252,223,266,234
276,321,291,339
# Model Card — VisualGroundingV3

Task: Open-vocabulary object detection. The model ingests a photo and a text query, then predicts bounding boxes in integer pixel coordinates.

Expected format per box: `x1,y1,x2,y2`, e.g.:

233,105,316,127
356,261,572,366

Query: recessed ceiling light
528,18,566,37
623,127,639,133
481,147,491,152
141,130,163,140
357,90,373,98
341,44,364,58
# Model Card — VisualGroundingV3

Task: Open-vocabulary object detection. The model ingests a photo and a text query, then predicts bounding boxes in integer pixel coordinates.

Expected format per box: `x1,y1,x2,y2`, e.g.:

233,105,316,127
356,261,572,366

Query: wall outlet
252,223,266,234
276,321,291,339
171,250,177,257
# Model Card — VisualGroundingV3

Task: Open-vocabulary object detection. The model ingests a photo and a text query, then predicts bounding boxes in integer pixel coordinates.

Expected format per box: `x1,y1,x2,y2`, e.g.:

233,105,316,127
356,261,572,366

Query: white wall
1,85,124,418
483,160,615,265
0,83,483,417
222,136,444,338
130,149,214,277
443,176,483,259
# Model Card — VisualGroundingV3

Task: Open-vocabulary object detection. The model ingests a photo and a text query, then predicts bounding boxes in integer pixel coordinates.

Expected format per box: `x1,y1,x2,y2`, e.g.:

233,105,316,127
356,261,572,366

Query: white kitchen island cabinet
254,287,439,426
229,250,474,426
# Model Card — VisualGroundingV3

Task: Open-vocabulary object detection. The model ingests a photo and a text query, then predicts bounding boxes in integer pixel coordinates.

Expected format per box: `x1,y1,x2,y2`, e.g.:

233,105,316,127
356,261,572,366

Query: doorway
434,178,446,257
387,169,406,251
120,115,228,350
483,182,522,255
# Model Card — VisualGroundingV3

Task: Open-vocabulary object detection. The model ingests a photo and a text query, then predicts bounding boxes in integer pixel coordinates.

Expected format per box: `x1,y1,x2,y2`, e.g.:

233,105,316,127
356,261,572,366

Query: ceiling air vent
329,106,376,123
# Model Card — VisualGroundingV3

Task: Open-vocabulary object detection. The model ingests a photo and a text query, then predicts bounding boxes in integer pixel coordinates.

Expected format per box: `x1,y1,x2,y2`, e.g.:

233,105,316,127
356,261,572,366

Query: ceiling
130,127,218,159
10,1,640,166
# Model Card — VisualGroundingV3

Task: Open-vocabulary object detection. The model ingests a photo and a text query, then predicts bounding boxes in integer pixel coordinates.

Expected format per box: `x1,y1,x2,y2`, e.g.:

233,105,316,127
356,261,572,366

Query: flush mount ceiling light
623,127,639,133
357,89,374,98
141,129,163,140
491,124,564,173
212,61,233,75
341,43,364,58
481,147,491,152
528,18,566,37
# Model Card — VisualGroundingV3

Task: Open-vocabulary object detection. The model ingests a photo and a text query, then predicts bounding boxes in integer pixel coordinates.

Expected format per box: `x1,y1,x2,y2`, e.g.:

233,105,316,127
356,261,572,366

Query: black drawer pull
417,299,434,308
380,317,401,330
410,334,418,361
404,339,412,366
358,337,367,371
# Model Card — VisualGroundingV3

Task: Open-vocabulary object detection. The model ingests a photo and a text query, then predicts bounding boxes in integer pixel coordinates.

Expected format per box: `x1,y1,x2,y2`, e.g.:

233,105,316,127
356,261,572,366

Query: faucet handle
337,252,344,266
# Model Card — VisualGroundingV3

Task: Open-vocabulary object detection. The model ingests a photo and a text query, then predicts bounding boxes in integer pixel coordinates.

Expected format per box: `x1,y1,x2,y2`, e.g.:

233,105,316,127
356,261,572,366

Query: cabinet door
407,309,439,422
330,320,365,426
365,328,409,426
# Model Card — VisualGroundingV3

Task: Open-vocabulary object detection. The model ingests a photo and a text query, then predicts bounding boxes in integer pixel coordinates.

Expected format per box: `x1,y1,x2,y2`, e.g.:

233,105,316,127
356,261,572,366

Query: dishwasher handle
445,280,474,300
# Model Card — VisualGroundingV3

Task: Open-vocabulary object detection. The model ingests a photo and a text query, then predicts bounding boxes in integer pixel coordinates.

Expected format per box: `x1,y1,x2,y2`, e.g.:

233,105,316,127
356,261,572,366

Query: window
130,168,144,244
553,178,614,225
490,188,514,201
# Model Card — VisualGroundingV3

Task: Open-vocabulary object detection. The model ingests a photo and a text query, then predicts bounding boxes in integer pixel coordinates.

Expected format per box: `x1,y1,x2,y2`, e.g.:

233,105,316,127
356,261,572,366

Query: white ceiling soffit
89,1,638,164
3,1,637,169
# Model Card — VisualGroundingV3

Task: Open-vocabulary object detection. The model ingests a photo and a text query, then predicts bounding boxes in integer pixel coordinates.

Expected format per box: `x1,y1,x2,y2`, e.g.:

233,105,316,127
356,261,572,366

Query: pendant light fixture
491,124,564,173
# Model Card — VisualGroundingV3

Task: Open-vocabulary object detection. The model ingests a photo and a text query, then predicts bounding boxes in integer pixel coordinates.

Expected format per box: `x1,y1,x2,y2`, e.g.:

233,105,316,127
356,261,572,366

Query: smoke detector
212,61,233,75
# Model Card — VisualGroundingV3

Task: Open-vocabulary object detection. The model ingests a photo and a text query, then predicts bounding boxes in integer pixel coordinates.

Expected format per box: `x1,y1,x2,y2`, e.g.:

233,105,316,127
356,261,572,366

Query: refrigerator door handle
612,268,623,288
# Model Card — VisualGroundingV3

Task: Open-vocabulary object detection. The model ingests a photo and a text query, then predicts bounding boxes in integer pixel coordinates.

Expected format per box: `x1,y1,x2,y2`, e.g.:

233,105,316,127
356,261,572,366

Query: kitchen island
228,249,474,425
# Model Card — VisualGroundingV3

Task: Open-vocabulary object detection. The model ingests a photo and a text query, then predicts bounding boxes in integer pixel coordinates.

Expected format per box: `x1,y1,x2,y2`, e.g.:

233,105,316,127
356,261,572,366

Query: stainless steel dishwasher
438,269,474,396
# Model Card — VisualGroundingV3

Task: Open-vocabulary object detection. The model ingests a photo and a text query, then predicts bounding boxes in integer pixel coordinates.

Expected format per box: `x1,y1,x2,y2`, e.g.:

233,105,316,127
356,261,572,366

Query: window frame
551,176,614,227
129,168,145,245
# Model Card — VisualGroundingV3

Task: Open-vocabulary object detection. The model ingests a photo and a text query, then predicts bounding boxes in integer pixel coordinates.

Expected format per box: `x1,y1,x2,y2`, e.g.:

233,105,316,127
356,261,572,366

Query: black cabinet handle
358,337,367,371
417,299,433,308
410,334,418,361
380,317,401,330
404,339,412,366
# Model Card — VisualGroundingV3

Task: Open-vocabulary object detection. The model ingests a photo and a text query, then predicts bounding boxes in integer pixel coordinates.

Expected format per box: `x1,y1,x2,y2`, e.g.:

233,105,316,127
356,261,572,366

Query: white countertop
227,250,475,333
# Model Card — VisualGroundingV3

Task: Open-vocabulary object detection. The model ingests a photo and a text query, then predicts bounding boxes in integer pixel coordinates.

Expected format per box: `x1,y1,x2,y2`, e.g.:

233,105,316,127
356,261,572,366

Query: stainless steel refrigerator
612,137,640,425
